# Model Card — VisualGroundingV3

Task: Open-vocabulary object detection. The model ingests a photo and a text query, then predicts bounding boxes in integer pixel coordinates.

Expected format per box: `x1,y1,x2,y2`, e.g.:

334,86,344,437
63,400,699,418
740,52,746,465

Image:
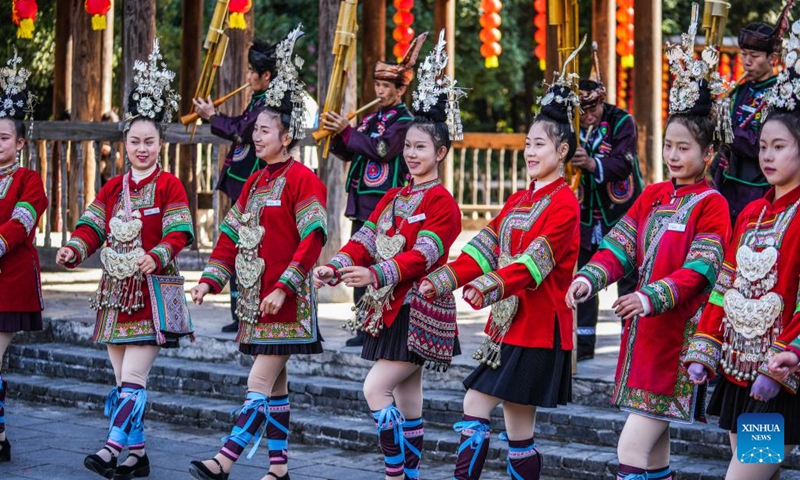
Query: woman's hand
687,362,709,385
338,266,376,288
190,283,211,305
565,281,590,309
192,96,217,121
418,279,436,299
313,266,335,288
260,288,287,316
750,374,781,402
768,351,800,381
55,247,75,266
137,255,157,275
462,286,483,308
612,293,645,320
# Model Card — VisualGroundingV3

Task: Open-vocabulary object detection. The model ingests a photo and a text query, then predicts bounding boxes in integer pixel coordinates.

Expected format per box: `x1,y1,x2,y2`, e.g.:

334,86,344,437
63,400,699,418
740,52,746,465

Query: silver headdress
0,49,35,121
126,39,180,132
764,20,800,114
264,24,307,140
412,30,467,141
665,3,732,142
537,35,587,131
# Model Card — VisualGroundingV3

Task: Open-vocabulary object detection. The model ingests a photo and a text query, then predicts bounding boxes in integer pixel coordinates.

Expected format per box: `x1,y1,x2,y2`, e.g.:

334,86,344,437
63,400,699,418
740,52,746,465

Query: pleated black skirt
708,375,800,444
463,318,571,408
361,305,461,365
239,328,324,356
0,312,43,333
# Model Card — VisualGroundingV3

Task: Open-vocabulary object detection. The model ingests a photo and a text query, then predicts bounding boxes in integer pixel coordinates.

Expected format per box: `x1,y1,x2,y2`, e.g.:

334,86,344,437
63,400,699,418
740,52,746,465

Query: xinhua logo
737,413,785,464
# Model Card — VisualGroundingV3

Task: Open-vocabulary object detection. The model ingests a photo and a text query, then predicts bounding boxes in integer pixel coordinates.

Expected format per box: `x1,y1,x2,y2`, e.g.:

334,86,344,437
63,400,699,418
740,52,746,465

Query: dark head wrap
249,39,278,76
375,33,428,86
739,0,793,53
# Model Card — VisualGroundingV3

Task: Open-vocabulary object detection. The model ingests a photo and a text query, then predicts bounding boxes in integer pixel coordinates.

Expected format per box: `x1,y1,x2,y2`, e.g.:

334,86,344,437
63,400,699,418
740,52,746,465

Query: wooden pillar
121,0,156,114
434,0,456,192
101,1,115,114
179,0,205,191
70,0,103,227
361,0,385,106
592,0,617,103
632,0,662,183
318,0,357,303
52,0,73,232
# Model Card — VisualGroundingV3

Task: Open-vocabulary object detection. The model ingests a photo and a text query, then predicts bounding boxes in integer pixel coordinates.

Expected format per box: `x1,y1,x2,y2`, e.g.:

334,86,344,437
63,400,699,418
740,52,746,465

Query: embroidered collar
528,178,567,200
129,166,160,189
667,178,710,199
406,177,441,194
765,183,800,209
264,158,294,180
0,162,19,177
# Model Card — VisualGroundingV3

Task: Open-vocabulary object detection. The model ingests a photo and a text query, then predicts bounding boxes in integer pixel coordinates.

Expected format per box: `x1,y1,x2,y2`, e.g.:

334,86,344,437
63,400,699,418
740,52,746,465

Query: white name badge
143,207,160,216
667,223,686,232
407,213,427,224
265,199,282,207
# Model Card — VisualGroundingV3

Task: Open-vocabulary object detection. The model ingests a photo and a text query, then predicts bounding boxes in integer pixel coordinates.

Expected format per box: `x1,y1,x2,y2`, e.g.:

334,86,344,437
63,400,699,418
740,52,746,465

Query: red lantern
533,0,546,71
479,0,503,69
392,0,415,62
85,0,111,31
616,0,634,68
228,0,252,30
12,0,38,39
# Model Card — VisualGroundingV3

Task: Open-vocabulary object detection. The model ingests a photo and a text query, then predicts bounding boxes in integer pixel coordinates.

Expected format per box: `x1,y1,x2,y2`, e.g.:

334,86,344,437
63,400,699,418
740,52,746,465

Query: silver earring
558,162,565,178
282,147,288,158
157,154,162,168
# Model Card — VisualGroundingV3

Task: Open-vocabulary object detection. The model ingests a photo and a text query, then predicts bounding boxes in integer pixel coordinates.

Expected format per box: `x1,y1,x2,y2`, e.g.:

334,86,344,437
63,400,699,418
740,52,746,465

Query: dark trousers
576,244,638,357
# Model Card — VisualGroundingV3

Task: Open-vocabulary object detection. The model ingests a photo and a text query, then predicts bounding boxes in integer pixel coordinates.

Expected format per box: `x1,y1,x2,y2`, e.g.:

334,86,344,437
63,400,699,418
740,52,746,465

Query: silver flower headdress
126,39,180,132
665,3,732,142
412,30,467,141
264,24,307,140
537,35,587,131
764,20,800,114
0,49,35,121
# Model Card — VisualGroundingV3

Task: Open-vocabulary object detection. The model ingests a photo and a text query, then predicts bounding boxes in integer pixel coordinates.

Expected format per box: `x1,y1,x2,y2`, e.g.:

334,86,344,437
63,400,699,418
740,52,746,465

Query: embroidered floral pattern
278,262,306,293
372,258,402,288
296,196,327,240
639,278,679,315
11,202,35,235
577,263,612,293
413,234,442,270
351,221,377,253
328,252,354,271
462,226,499,273
425,264,459,297
516,236,555,286
93,308,158,344
685,334,722,372
237,279,318,344
467,271,506,307
711,261,736,304
683,233,725,288
597,214,638,271
0,235,7,258
162,203,192,236
758,344,799,393
149,243,173,269
200,259,233,292
77,200,109,241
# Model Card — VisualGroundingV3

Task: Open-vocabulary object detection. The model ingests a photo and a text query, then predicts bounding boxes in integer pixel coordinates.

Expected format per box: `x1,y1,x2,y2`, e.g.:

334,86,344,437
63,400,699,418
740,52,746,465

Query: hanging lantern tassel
479,0,503,69
12,0,38,39
85,0,111,30
228,0,252,30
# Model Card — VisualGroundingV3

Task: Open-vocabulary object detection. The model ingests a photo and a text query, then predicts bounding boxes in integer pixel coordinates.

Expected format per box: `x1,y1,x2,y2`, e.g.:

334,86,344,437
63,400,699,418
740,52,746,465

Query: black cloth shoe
265,472,290,480
0,437,10,462
577,352,594,362
114,453,150,479
221,320,239,333
189,458,229,480
345,331,365,347
85,446,118,479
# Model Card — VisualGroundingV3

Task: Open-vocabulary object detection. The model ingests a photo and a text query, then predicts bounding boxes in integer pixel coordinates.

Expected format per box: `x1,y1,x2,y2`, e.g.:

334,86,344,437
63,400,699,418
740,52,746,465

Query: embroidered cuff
462,228,499,274
685,335,722,375
515,236,555,288
148,243,174,271
322,263,343,286
759,344,800,394
466,271,505,308
424,265,459,298
371,259,401,288
0,235,7,259
12,202,36,235
65,237,90,266
576,263,611,294
638,279,678,315
277,262,306,295
200,259,232,294
328,252,354,271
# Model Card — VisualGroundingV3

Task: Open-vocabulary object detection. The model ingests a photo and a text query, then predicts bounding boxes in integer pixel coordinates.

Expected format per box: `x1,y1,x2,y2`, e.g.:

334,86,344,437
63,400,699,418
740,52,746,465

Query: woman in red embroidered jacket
685,19,800,480
0,52,48,463
566,13,731,480
188,26,327,480
313,31,463,480
55,40,193,479
419,50,585,479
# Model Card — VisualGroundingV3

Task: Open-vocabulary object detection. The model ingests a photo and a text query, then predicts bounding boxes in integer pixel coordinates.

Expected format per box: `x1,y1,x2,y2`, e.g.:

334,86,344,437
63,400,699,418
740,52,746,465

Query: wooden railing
452,133,527,219
26,122,524,249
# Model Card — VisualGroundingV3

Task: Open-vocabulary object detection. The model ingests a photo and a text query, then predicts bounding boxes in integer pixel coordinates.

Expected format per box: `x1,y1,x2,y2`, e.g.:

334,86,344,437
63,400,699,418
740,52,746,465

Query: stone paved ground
0,399,515,480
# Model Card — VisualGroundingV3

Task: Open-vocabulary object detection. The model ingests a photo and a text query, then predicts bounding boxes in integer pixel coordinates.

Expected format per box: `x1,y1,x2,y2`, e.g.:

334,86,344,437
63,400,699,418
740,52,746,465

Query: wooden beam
52,0,72,232
101,1,115,114
632,0,662,183
361,0,385,106
434,0,456,193
592,0,617,103
317,0,356,303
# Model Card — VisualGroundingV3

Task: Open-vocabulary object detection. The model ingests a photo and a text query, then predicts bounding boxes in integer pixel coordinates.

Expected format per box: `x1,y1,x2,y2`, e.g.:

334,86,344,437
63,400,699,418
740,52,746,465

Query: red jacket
425,179,579,350
0,166,48,312
65,169,194,325
326,179,462,329
687,184,800,393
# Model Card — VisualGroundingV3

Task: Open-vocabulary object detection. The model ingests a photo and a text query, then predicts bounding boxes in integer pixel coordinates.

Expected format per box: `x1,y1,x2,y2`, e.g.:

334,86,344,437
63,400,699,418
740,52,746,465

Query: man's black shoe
345,331,366,347
221,320,239,333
